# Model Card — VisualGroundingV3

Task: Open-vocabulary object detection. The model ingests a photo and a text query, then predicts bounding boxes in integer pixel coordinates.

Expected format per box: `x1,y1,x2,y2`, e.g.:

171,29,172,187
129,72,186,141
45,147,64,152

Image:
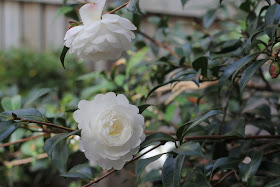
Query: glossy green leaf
140,132,175,150
265,179,280,187
162,154,185,187
44,129,81,159
136,154,164,180
127,0,142,15
1,95,21,111
60,46,69,69
141,169,161,183
224,119,246,137
24,88,52,108
203,9,216,29
138,104,154,114
265,3,280,25
173,142,205,158
176,110,222,141
51,140,69,173
62,163,94,180
238,150,263,182
0,121,21,141
0,108,45,122
211,157,240,176
183,171,211,187
240,59,267,92
192,57,208,77
219,53,259,90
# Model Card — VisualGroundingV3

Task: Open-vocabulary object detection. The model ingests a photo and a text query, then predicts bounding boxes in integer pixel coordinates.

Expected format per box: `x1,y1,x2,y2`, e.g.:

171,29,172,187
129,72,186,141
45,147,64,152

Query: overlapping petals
74,92,145,170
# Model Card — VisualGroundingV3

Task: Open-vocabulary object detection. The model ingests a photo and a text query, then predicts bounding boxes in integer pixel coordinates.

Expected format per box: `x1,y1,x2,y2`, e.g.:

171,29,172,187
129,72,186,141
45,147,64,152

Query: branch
105,1,129,14
0,133,46,148
183,135,280,141
212,170,235,187
83,142,164,187
145,130,176,135
135,30,181,60
3,153,48,167
13,113,75,132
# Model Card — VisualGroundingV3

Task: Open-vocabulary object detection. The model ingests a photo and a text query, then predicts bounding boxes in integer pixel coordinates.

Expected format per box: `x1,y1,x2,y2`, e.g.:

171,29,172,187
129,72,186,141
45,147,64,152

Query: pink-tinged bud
269,61,280,79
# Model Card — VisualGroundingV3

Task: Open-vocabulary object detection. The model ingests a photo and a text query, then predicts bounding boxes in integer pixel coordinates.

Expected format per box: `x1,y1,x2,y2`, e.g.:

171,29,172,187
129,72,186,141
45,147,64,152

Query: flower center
97,109,133,147
102,114,123,136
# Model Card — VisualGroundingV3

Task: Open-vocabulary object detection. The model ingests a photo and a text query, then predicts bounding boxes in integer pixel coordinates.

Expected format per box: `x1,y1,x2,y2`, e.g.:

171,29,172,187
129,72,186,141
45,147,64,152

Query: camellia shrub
1,0,280,186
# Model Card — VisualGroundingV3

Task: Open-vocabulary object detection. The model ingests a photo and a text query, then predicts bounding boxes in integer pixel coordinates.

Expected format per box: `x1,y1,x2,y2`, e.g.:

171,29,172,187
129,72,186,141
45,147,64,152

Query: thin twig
0,133,46,148
145,130,176,135
212,170,235,187
105,2,129,14
3,153,48,167
135,30,181,60
264,148,280,156
183,135,280,141
83,142,164,187
13,113,75,132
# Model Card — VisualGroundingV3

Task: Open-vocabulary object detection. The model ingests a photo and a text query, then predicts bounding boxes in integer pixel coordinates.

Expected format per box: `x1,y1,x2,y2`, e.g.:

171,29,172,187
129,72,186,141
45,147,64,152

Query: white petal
80,1,106,26
64,25,85,40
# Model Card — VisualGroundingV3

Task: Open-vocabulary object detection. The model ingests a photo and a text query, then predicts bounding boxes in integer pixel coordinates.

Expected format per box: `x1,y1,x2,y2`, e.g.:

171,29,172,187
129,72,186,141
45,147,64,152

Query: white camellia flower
73,92,146,170
64,0,137,62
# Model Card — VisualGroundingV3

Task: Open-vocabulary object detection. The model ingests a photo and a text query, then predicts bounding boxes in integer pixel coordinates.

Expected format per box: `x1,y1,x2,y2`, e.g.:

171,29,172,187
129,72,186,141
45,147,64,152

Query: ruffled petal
80,0,106,26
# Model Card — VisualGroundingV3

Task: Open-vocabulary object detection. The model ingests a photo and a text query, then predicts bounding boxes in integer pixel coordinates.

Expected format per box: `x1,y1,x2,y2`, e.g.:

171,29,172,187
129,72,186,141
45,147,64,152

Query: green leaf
192,57,208,77
138,104,154,114
0,108,45,122
140,132,175,150
136,154,164,180
126,47,149,76
173,154,185,187
265,3,280,25
146,79,180,99
211,157,240,177
176,110,222,141
183,171,211,187
264,24,277,39
240,59,267,92
127,0,142,15
238,150,263,182
56,6,73,18
224,119,246,138
203,9,216,29
265,0,271,5
181,0,190,7
265,179,280,187
141,169,161,183
24,88,52,108
162,154,185,187
173,142,205,158
44,129,81,159
260,161,280,177
0,121,21,141
219,53,259,90
51,140,69,173
1,95,22,111
62,163,94,180
60,46,69,69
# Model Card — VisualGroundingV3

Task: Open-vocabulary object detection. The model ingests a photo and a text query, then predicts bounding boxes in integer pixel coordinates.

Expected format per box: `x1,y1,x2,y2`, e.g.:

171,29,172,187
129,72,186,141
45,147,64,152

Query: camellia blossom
73,92,145,170
64,0,137,61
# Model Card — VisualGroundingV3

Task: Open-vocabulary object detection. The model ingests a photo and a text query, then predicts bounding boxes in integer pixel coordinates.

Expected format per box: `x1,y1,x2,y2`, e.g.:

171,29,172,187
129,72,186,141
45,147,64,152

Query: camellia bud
269,61,280,79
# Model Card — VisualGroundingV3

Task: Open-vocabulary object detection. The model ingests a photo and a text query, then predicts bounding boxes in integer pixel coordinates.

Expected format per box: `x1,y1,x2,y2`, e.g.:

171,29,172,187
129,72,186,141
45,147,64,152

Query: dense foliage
1,0,280,186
